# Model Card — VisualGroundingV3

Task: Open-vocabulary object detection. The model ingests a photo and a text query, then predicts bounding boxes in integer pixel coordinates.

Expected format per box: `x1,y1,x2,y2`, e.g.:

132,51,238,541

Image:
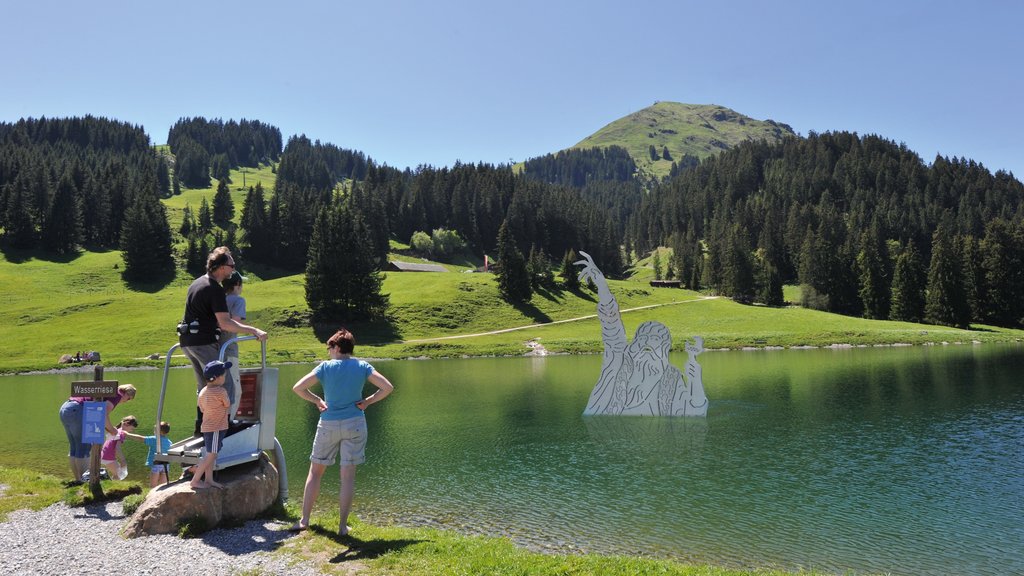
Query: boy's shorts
202,430,224,454
150,464,168,474
310,416,367,466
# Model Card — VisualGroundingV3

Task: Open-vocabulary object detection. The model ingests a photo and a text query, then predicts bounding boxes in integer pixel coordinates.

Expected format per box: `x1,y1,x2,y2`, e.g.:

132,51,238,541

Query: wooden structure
387,261,448,272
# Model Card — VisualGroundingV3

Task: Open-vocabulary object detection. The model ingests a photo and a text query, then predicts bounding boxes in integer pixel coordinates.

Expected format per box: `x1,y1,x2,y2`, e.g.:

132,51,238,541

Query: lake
3,344,1022,575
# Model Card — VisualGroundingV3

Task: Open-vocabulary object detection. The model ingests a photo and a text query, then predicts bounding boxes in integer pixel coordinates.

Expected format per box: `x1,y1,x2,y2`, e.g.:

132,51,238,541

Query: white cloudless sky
3,0,1021,176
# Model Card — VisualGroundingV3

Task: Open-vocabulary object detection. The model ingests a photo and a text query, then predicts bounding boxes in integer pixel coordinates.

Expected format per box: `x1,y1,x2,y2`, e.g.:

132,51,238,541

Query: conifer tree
496,220,531,302
981,218,1024,326
925,216,971,328
305,203,388,321
212,179,234,227
561,249,580,290
856,224,892,319
120,191,174,282
3,182,35,248
42,172,82,254
652,250,663,280
179,205,194,237
890,241,926,322
198,196,212,233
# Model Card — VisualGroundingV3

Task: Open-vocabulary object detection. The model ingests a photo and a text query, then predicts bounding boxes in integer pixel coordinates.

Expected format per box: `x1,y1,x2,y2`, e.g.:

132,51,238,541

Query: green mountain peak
572,101,796,178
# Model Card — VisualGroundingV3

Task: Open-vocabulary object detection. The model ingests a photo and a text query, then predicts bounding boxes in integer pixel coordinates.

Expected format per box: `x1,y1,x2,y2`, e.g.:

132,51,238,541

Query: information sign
82,401,107,445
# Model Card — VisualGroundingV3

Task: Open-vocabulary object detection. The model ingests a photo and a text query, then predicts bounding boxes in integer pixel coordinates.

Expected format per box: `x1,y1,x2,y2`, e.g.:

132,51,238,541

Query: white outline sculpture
576,251,708,417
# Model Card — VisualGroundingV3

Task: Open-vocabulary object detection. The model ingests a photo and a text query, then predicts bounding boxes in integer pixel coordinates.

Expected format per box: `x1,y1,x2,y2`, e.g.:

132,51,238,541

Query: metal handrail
154,337,266,460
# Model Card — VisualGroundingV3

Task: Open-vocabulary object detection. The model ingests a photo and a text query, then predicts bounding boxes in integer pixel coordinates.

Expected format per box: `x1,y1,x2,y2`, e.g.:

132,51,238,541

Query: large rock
122,453,279,537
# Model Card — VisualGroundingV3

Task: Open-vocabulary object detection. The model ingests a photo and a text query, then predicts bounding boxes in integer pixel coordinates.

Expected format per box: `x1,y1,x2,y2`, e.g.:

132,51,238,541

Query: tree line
628,132,1024,328
0,116,173,281
168,117,282,188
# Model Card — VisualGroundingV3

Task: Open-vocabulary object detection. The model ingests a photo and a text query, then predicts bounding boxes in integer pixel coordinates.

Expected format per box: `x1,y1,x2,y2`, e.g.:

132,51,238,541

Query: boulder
122,453,279,538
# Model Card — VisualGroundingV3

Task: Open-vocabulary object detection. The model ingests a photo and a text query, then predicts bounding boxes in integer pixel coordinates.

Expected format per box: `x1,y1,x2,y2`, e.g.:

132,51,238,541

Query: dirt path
402,296,718,343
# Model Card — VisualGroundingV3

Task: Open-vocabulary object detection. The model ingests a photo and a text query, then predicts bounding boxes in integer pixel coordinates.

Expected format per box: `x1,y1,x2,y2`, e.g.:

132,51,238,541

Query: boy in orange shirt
192,360,231,489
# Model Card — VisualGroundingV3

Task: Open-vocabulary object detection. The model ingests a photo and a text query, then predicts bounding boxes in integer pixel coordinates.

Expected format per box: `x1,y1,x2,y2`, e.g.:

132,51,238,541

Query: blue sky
4,0,1022,177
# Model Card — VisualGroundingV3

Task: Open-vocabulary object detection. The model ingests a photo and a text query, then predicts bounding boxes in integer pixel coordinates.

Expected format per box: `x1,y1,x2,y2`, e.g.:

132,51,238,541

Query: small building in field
387,261,448,273
649,280,683,288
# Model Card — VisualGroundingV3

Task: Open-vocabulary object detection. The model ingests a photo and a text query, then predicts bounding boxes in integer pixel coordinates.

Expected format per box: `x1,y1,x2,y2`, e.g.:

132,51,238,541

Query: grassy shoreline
4,244,1024,374
0,466,842,575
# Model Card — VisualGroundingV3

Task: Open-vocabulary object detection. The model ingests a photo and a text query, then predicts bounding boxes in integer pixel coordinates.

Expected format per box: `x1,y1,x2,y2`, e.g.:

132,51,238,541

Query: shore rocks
123,453,279,537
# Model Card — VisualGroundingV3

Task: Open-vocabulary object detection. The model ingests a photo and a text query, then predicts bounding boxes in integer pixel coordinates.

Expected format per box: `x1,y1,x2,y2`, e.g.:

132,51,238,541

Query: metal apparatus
152,336,288,501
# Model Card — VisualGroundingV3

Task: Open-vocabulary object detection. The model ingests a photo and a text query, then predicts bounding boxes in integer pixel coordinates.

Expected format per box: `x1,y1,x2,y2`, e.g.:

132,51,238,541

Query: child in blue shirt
126,421,173,487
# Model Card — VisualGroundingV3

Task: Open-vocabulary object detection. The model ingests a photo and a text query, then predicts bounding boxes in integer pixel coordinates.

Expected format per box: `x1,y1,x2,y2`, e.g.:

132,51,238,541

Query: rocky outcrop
122,454,279,538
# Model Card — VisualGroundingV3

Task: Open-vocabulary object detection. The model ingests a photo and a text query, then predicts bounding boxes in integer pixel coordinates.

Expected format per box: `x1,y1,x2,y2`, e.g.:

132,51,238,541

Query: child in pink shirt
100,415,137,480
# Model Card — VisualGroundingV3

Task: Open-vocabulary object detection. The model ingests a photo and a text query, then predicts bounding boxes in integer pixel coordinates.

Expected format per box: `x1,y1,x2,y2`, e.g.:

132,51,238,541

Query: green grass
0,465,830,575
277,507,833,576
0,466,142,522
162,162,278,231
2,243,1023,373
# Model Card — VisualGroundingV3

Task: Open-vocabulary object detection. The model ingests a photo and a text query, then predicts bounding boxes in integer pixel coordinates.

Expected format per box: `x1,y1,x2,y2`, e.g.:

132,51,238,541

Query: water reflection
3,345,1023,575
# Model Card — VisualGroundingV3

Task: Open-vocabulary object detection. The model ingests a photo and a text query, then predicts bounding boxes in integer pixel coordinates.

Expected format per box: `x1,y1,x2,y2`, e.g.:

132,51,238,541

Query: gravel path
0,501,324,576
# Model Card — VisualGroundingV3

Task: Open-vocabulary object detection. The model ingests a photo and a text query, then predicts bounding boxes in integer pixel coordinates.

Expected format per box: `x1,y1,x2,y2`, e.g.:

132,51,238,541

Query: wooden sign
71,381,119,397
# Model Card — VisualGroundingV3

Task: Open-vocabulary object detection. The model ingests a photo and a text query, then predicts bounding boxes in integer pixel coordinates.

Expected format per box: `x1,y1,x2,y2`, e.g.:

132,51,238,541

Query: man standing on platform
179,246,267,433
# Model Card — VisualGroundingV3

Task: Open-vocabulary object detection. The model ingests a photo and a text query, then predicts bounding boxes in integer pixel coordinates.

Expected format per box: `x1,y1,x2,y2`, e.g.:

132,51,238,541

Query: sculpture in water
576,251,708,417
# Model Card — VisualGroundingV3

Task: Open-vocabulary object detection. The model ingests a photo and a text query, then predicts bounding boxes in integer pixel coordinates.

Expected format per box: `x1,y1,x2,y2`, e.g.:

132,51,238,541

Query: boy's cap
203,360,232,380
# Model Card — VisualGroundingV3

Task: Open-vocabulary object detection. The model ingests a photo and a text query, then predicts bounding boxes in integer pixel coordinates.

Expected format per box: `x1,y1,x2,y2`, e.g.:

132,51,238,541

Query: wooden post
71,365,119,497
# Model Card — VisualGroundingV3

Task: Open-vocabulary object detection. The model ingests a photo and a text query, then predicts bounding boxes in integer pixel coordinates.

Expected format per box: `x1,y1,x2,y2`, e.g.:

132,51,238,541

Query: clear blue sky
4,0,1022,177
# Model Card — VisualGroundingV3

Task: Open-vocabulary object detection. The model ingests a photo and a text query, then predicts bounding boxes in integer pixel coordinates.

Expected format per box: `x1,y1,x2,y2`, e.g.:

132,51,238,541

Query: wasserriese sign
71,382,118,397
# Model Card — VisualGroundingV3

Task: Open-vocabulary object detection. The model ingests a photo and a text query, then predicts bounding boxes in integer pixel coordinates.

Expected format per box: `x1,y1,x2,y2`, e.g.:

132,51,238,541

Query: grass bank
0,466,832,575
3,242,1024,374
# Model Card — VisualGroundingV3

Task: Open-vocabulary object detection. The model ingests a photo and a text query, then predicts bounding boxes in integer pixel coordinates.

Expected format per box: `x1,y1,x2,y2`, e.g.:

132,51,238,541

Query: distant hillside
572,101,796,179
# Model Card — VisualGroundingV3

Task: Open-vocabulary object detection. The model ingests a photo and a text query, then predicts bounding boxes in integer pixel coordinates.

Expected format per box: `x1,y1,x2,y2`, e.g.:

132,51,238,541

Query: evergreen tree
981,218,1024,326
120,191,174,282
212,179,234,227
561,249,580,290
754,248,784,306
856,224,892,319
179,205,194,237
3,182,35,248
172,170,181,196
496,220,532,302
305,203,388,321
661,146,672,161
649,145,658,161
42,172,81,254
652,250,663,280
925,216,971,328
198,196,212,233
890,240,926,322
240,183,268,260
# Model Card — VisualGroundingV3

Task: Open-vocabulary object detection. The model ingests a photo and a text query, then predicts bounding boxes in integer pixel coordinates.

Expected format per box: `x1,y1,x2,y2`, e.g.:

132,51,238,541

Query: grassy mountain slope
572,101,796,179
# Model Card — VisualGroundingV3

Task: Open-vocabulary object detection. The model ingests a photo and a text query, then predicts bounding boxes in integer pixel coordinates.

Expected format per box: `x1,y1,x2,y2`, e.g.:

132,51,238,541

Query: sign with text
82,401,107,444
71,381,118,398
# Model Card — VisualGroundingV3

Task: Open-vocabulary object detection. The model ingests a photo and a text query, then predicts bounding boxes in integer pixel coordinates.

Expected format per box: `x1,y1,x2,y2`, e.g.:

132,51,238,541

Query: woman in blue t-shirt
291,327,394,535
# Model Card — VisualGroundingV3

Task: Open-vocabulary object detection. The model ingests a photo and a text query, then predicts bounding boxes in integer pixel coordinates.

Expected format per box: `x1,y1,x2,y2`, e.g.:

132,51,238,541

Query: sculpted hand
575,250,611,298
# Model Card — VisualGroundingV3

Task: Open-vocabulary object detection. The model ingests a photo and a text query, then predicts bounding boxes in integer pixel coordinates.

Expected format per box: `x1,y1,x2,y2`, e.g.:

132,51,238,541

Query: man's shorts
310,416,367,466
202,430,224,454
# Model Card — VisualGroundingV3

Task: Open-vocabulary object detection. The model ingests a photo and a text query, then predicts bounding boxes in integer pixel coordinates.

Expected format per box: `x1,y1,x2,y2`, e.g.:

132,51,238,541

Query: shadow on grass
123,266,178,293
0,244,84,265
311,316,404,346
305,526,425,563
511,300,552,324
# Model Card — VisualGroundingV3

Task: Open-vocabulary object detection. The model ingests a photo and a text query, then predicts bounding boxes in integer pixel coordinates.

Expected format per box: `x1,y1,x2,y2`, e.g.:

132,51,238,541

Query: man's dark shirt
180,275,228,346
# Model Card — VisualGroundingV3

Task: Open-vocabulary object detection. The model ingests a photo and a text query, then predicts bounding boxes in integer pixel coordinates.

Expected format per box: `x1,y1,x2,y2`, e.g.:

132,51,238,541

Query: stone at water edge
122,453,279,537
